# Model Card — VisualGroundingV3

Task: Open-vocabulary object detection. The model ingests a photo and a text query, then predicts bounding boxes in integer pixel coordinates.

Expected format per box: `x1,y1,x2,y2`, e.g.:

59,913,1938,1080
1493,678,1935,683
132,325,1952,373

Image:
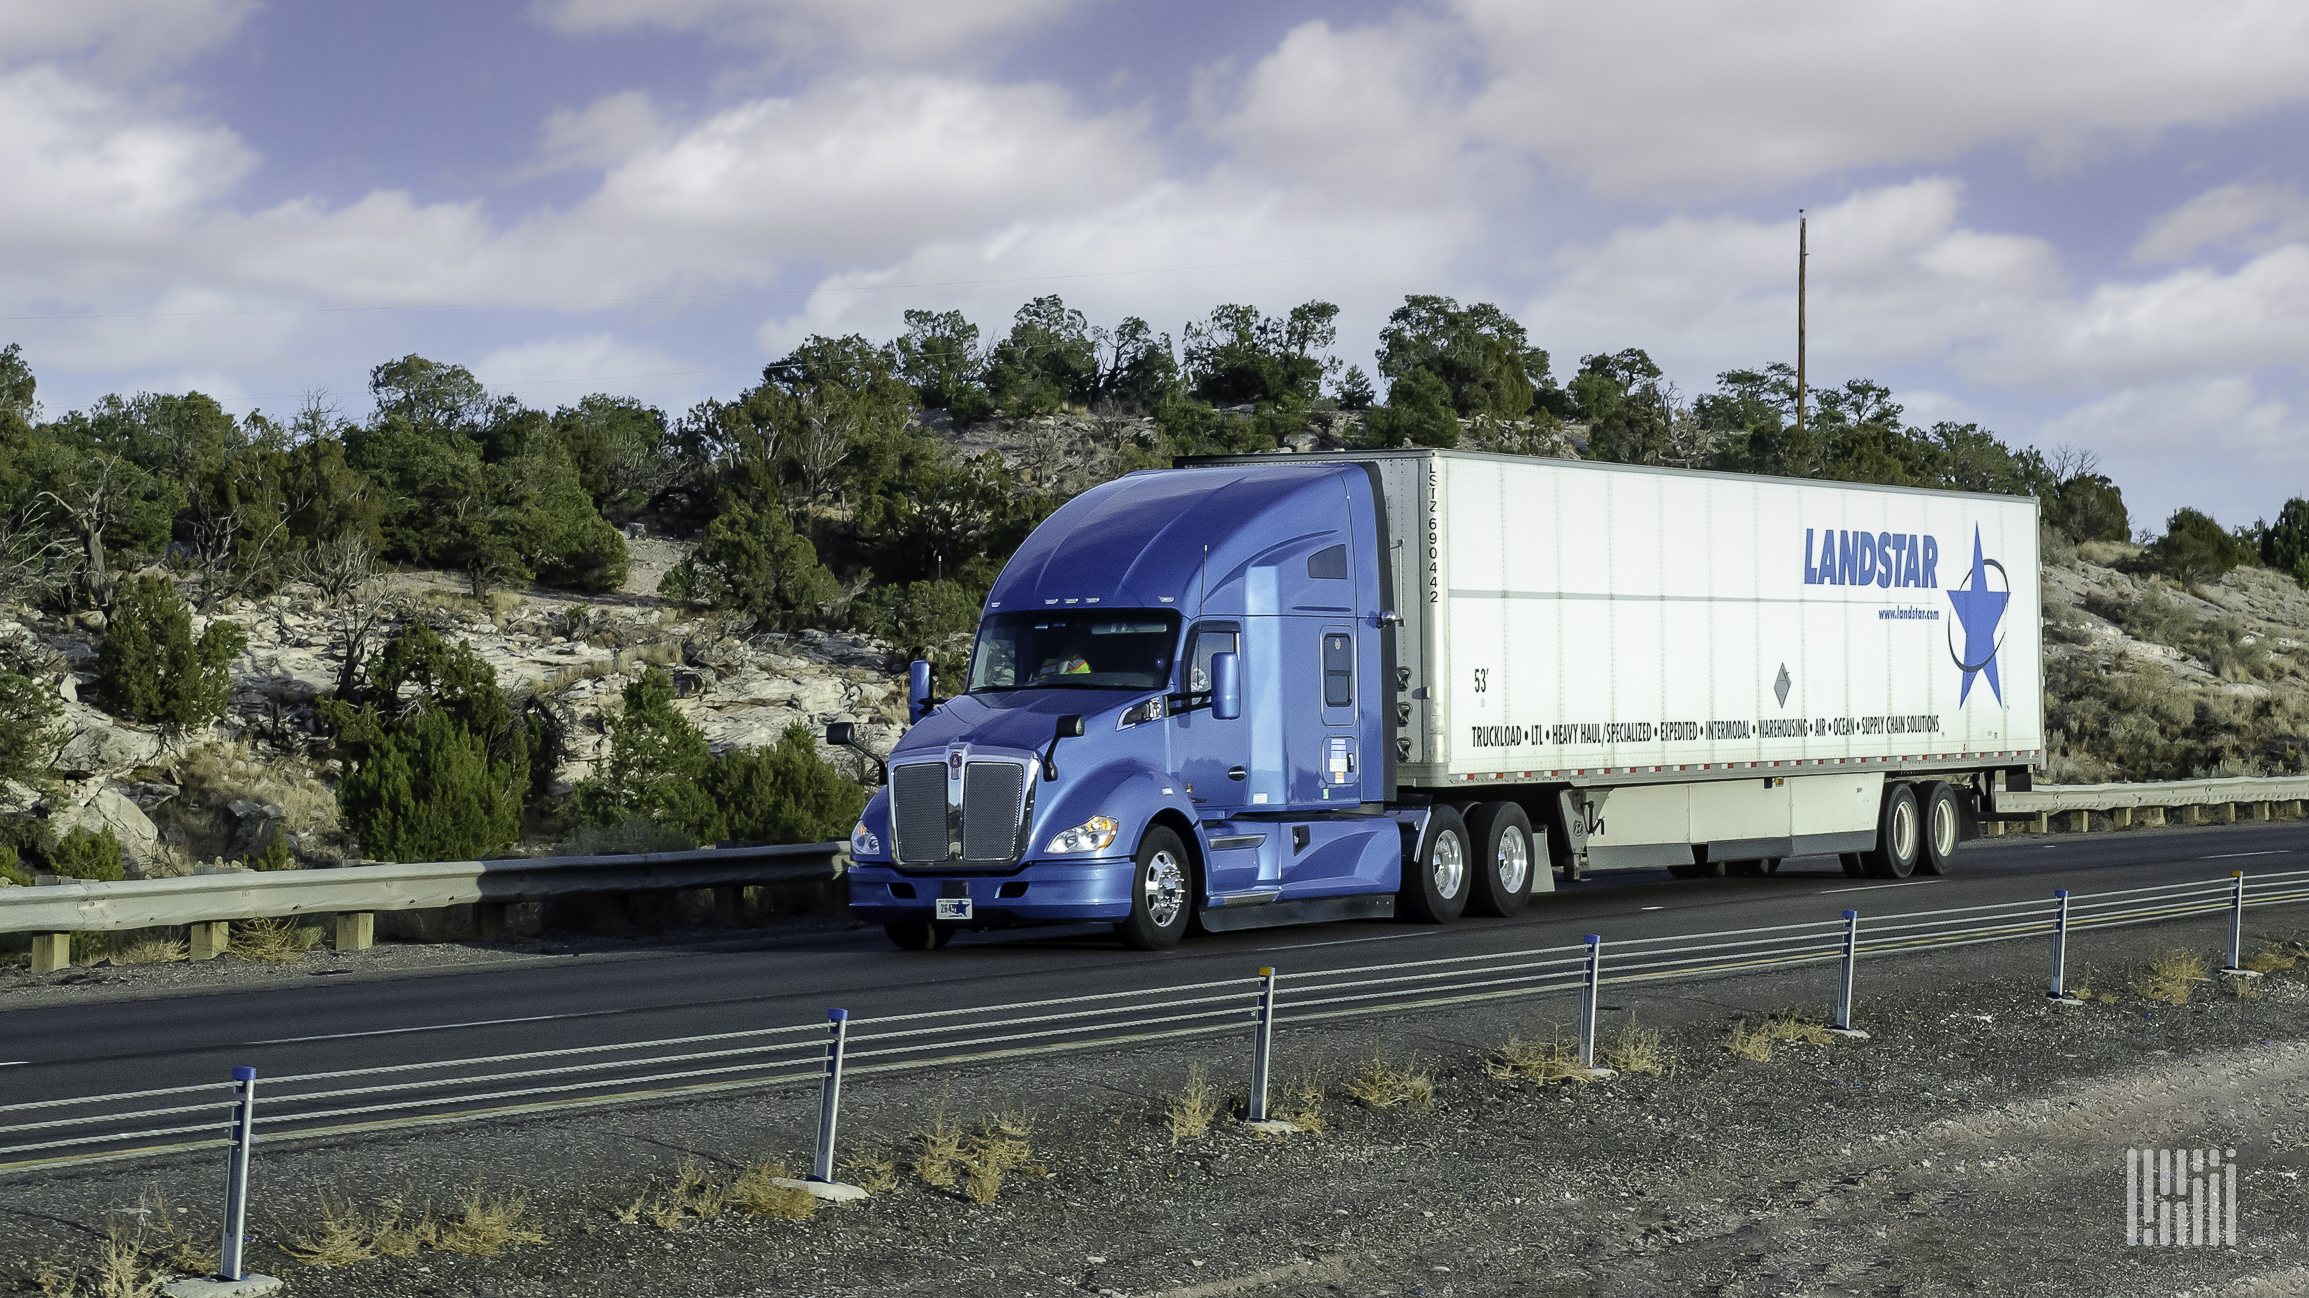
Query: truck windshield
966,611,1180,692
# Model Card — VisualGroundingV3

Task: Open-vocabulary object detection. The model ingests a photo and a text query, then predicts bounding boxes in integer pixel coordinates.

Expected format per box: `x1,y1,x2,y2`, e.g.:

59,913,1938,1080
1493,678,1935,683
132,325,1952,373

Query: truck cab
839,461,1448,949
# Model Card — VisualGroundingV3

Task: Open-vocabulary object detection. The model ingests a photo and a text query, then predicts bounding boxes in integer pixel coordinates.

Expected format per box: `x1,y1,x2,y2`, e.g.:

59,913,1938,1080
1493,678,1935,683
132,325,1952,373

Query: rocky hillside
0,568,910,880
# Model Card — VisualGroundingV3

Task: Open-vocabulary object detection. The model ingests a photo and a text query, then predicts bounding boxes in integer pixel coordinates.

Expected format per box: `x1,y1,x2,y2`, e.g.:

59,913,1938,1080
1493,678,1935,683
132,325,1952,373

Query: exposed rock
224,799,288,860
50,783,162,869
52,703,163,778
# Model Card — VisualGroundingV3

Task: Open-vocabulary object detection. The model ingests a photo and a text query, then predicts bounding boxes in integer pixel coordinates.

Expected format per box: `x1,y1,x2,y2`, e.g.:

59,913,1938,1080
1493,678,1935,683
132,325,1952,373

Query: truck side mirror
1042,714,1086,781
908,660,933,722
825,722,855,746
1056,714,1087,738
1211,652,1242,720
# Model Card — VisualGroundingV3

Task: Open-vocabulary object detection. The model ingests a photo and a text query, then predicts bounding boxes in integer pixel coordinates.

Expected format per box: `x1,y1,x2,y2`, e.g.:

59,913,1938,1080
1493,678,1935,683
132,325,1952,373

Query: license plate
935,898,974,921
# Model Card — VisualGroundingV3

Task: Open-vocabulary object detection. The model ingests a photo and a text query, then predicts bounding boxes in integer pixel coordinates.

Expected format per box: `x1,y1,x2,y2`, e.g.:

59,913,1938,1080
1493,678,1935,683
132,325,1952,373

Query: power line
0,240,1491,325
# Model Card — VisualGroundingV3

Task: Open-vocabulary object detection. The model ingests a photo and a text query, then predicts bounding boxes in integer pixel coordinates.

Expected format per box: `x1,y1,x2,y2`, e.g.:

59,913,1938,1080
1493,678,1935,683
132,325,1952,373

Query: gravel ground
7,908,2308,1296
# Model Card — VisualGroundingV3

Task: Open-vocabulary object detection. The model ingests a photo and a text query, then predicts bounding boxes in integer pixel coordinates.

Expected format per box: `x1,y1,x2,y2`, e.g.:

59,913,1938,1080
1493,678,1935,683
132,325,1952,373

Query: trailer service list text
1467,713,1944,748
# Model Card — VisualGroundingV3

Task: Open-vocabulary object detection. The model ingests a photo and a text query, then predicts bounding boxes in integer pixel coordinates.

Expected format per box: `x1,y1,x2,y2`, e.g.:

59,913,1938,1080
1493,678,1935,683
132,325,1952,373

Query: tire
1399,805,1472,923
1671,852,1727,879
1839,853,1869,879
1916,782,1961,876
1864,783,1922,879
1464,802,1537,918
884,921,954,951
1115,826,1193,950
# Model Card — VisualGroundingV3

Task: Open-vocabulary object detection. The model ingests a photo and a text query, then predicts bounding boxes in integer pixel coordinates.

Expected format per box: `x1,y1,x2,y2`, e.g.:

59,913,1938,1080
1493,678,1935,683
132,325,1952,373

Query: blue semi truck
828,449,2044,950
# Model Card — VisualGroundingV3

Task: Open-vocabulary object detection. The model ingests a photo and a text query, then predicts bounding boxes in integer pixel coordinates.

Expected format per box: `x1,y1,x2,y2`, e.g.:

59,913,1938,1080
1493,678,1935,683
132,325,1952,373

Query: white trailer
1221,449,2043,880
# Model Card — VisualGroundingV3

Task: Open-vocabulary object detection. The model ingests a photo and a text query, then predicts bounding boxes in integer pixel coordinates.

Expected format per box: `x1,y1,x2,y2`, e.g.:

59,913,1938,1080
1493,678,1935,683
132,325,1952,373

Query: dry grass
1166,1063,1224,1146
125,1195,214,1277
173,743,340,841
280,1190,380,1267
38,1201,218,1296
229,916,319,963
1270,1075,1328,1135
2132,947,2214,1005
108,935,186,966
2242,941,2306,974
959,1113,1040,1206
432,1183,545,1257
1598,1018,1670,1076
1724,1013,1836,1063
913,1100,966,1189
1486,1028,1591,1085
840,1146,900,1194
1343,1047,1435,1108
727,1162,819,1220
641,1159,725,1230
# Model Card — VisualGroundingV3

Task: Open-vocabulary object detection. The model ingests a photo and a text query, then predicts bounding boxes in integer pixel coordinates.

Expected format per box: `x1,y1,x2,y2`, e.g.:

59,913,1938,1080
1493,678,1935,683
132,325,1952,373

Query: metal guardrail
11,864,2309,1178
2000,775,2309,818
0,842,845,938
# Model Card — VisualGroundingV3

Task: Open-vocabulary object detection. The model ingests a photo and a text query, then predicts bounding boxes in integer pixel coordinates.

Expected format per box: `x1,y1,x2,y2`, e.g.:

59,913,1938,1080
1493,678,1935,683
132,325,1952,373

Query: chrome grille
961,761,1028,864
890,763,949,865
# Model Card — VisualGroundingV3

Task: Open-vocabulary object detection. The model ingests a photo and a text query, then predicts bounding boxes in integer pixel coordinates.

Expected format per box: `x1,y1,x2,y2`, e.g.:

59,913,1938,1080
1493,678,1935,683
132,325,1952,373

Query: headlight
849,821,882,856
1045,815,1119,854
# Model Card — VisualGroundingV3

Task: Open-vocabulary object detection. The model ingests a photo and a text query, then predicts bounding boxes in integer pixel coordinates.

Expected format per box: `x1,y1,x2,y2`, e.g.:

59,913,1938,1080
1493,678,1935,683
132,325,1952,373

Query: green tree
572,668,717,833
984,296,1099,417
894,309,986,411
48,826,125,882
318,626,541,862
2049,473,2131,544
659,493,843,628
1335,365,1376,411
1088,317,1178,413
0,665,66,786
1373,295,1553,419
96,574,246,727
850,579,983,650
1364,367,1460,448
552,394,672,518
2151,508,2252,585
1182,301,1339,407
701,723,868,845
2260,498,2309,584
1571,349,1671,464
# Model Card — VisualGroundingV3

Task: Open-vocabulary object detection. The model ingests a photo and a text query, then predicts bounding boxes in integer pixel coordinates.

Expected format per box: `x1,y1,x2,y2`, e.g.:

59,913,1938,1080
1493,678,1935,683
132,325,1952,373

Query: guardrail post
189,921,230,961
29,932,69,974
1578,935,1602,1067
2048,890,2075,1001
1246,966,1278,1123
217,1066,258,1282
809,1009,848,1184
1834,910,1860,1031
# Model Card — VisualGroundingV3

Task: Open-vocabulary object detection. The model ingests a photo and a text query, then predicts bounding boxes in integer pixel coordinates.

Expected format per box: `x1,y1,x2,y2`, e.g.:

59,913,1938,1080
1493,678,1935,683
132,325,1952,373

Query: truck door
1173,621,1251,816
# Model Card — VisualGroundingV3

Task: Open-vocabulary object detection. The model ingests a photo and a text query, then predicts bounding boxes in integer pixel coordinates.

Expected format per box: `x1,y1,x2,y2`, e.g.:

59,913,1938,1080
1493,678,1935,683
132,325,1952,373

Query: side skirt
1197,893,1397,932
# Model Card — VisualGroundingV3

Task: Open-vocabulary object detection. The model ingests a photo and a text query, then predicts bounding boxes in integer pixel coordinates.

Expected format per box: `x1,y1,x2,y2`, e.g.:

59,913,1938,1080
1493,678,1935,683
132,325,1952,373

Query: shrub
2261,497,2309,586
701,723,868,845
1363,367,1460,448
572,668,716,832
0,665,67,786
97,574,247,727
0,844,27,886
658,494,843,630
849,580,982,651
2049,473,2130,543
319,626,541,862
2150,508,2252,585
50,826,125,881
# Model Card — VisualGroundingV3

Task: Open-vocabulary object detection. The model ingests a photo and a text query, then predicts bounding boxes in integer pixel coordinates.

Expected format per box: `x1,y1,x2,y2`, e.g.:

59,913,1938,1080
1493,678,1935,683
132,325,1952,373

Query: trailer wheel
1915,782,1961,875
884,922,954,951
1400,805,1471,923
1727,858,1782,876
1670,851,1726,879
1464,802,1536,918
1839,853,1869,878
1863,783,1922,879
1116,826,1192,950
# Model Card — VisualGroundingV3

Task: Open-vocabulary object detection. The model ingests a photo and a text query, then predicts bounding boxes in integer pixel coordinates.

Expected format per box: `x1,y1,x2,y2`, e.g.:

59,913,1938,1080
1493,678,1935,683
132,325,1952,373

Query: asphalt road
3,820,2302,1114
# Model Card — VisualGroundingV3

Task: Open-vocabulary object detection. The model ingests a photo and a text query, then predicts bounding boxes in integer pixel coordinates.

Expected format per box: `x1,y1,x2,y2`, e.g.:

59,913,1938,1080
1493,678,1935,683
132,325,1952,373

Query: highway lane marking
2205,851,2288,859
1817,880,1942,894
0,1062,25,1067
249,1014,578,1045
1259,931,1438,952
1641,906,1664,911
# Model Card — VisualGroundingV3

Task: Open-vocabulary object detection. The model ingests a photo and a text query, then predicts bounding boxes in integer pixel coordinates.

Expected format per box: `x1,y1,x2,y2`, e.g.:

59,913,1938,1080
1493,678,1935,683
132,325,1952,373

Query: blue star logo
1945,525,2009,705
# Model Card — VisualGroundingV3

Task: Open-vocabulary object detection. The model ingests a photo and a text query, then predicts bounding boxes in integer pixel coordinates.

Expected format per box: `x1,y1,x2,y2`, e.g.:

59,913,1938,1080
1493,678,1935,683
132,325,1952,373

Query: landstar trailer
832,449,2043,949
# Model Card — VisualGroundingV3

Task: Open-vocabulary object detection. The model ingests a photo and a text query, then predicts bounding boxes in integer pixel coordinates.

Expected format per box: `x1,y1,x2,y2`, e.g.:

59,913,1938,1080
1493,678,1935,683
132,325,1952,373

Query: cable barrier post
2049,890,2074,1001
1578,935,1602,1067
810,1009,848,1185
1834,910,1860,1032
217,1066,259,1284
1246,967,1277,1124
2222,872,2260,979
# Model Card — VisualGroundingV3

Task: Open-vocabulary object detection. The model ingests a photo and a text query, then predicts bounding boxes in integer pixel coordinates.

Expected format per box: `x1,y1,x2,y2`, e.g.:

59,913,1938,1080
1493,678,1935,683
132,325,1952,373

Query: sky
3,0,2307,532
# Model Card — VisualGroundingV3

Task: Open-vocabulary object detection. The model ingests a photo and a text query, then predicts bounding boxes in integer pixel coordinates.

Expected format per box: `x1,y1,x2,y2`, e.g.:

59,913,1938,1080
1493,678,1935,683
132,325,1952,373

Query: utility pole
1796,211,1808,436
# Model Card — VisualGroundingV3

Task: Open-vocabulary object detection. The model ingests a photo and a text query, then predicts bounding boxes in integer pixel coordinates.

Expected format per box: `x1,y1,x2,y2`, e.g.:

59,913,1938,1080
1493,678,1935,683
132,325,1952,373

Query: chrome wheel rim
1892,799,1918,864
1930,797,1957,857
1495,827,1530,895
1144,849,1186,927
1432,830,1467,899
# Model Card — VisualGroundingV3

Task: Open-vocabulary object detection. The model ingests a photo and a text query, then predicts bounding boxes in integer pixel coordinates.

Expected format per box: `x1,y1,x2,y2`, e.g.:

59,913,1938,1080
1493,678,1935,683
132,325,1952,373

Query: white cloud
2039,377,2305,528
1452,0,2309,197
1974,245,2309,389
473,333,717,410
0,0,255,75
531,0,1079,64
2132,182,2309,263
1193,17,1487,195
527,90,677,177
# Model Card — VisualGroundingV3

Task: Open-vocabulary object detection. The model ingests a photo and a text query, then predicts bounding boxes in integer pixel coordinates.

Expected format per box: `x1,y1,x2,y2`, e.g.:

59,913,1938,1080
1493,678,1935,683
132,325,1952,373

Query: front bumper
846,858,1136,924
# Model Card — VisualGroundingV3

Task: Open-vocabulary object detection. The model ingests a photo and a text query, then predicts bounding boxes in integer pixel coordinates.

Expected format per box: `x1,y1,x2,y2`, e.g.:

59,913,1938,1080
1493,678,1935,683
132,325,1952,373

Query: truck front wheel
1116,827,1192,951
1400,806,1471,923
884,922,955,951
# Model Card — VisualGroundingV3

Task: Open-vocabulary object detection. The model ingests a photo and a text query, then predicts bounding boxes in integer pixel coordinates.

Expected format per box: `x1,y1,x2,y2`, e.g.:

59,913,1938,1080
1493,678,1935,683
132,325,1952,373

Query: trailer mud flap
1197,893,1396,932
